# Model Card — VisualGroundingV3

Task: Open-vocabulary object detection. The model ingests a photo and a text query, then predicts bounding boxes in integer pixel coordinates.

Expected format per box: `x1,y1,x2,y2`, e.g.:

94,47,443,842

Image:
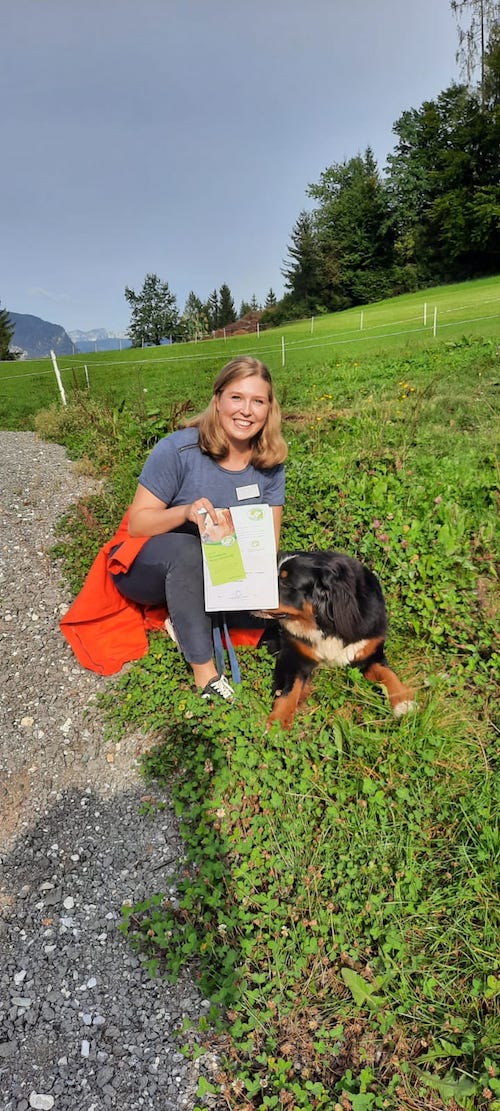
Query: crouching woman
110,355,287,701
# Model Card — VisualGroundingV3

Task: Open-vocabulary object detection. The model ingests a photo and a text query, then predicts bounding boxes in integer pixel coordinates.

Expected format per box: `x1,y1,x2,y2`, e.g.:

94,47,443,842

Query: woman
110,355,287,701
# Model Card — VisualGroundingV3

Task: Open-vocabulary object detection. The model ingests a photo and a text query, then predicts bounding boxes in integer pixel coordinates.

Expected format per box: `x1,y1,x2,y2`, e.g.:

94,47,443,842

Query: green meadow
3,276,500,1109
1,274,500,429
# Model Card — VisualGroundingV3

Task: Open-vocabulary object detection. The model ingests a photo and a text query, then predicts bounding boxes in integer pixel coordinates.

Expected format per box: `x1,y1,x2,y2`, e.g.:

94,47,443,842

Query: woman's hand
128,485,222,537
185,499,219,526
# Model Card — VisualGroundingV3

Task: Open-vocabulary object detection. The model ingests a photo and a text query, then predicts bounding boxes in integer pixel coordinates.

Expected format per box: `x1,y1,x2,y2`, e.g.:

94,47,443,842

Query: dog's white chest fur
281,618,368,667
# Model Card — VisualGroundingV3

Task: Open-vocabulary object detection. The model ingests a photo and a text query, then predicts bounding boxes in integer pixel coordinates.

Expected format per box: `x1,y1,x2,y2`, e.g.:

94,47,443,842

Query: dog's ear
312,561,362,641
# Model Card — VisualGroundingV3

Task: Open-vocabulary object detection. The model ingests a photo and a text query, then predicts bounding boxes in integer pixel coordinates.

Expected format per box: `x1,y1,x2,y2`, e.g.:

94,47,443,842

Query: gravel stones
0,433,214,1109
29,1096,55,1110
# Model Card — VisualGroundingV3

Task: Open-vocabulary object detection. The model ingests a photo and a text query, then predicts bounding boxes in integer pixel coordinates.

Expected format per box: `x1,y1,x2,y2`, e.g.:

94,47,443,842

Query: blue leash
212,615,241,685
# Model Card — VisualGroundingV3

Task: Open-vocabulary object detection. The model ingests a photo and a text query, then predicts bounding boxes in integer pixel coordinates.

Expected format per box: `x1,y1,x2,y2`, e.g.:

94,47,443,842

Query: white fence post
50,350,67,406
311,316,314,334
424,302,427,326
360,310,364,330
84,364,90,389
281,336,285,366
433,306,437,337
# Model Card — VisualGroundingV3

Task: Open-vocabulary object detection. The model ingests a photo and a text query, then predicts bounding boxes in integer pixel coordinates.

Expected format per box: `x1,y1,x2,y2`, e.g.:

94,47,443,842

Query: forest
263,11,500,326
121,5,500,346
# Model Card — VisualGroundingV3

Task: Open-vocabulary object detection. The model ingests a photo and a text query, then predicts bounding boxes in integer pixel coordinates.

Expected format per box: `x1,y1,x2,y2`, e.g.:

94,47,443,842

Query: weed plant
35,337,500,1108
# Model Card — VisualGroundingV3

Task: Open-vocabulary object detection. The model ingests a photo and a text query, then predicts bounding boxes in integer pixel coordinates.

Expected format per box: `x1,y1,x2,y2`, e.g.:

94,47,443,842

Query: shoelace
204,674,234,699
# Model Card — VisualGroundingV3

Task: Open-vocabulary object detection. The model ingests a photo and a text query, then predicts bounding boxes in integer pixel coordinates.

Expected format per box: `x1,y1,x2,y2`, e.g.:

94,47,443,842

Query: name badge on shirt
236,483,260,500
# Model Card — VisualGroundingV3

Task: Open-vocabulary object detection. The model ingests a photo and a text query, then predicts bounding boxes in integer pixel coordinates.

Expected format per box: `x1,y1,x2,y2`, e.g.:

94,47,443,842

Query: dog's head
275,552,366,642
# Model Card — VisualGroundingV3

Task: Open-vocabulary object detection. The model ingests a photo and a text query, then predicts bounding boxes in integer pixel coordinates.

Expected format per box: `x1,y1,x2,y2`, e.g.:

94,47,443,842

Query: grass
1,273,500,429
4,283,500,1109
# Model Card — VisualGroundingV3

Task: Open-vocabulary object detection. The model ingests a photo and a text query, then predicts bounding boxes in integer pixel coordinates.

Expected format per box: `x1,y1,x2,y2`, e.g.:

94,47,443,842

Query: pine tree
218,284,237,327
282,210,324,307
206,289,219,331
308,150,395,306
0,302,16,361
124,273,179,347
264,288,277,307
182,291,207,339
387,78,500,282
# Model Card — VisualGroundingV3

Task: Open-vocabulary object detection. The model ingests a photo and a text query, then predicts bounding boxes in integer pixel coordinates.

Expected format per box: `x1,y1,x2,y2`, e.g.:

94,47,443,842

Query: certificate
198,504,279,611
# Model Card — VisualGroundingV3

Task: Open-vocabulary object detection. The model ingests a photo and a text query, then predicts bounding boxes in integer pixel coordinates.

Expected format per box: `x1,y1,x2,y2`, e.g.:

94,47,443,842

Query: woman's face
216,374,270,446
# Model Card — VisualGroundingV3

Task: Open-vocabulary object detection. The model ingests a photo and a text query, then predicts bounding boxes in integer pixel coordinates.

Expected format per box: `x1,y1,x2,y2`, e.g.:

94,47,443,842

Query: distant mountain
68,328,128,341
8,312,74,359
68,328,131,353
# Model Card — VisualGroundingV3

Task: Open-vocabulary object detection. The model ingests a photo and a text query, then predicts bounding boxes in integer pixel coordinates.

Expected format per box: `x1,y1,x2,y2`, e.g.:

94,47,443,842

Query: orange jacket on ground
60,509,262,676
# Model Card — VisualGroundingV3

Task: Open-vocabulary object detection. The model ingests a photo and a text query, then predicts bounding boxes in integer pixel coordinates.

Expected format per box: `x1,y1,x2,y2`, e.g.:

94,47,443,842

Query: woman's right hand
185,498,218,526
128,485,219,537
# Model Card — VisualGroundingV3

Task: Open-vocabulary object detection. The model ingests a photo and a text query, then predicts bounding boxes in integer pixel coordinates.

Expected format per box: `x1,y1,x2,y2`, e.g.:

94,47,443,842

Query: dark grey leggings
111,530,212,663
110,529,264,665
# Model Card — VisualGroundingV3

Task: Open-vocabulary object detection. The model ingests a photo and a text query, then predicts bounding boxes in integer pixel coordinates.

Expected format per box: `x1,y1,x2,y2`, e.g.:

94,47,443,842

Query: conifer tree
182,291,207,339
282,210,324,307
0,302,16,360
124,273,179,347
218,284,237,327
206,289,219,330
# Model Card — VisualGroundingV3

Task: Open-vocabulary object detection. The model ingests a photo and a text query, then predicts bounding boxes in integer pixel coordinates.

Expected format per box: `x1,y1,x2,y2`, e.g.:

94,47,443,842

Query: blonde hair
187,356,288,468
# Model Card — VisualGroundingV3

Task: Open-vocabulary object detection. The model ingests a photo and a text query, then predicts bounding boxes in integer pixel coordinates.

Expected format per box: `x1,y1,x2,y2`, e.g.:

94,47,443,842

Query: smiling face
215,373,270,447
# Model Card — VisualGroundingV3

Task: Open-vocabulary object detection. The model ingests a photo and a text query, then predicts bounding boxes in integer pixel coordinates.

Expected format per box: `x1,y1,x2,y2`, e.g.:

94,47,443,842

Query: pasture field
1,274,500,429
8,280,500,1108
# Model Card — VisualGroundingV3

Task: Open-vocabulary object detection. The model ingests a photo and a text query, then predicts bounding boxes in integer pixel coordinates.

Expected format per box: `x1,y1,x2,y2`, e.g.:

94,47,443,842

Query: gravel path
0,432,211,1111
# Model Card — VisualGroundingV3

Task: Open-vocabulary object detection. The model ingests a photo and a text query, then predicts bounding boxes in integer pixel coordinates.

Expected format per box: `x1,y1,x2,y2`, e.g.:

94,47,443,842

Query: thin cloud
27,287,73,303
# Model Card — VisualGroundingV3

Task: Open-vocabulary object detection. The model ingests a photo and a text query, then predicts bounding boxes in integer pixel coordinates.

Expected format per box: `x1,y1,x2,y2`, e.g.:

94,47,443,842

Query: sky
2,0,462,335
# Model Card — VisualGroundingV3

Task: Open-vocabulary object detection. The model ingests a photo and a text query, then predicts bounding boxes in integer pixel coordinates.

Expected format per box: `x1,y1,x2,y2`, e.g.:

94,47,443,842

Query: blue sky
2,0,461,334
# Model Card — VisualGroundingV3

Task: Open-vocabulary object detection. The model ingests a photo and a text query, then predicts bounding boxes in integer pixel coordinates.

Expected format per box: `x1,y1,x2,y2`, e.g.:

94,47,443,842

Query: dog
257,551,415,730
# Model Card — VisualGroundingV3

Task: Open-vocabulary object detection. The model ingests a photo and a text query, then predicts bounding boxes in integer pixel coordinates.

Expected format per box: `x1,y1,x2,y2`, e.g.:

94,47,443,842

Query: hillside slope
9,312,74,358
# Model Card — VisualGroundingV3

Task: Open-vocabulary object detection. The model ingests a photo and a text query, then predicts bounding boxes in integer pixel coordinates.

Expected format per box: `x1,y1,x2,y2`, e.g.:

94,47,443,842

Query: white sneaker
201,674,235,702
164,617,179,647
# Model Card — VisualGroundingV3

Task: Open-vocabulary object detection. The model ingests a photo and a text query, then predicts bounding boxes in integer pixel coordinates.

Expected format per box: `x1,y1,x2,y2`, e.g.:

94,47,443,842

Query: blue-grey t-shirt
138,428,285,509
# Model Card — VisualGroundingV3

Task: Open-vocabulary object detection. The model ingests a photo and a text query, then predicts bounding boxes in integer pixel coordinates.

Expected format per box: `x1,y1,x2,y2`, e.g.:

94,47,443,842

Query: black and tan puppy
258,551,415,729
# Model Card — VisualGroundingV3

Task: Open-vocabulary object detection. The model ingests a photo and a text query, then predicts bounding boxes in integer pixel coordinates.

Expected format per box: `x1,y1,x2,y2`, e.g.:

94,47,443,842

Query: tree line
123,277,278,348
2,2,497,355
265,11,500,326
123,6,499,345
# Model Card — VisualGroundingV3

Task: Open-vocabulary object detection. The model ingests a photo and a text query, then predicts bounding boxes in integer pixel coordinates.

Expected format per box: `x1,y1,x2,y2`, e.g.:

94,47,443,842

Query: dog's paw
393,698,417,718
